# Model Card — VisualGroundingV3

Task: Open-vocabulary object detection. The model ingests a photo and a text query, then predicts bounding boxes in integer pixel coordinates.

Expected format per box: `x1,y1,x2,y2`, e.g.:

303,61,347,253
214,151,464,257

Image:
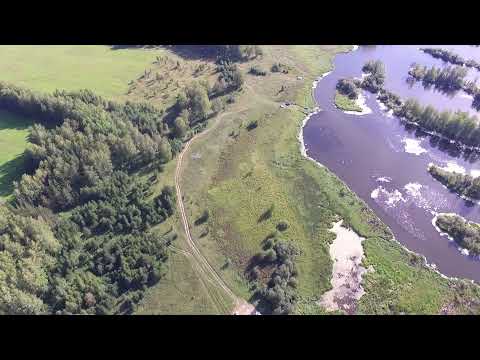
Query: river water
303,45,480,282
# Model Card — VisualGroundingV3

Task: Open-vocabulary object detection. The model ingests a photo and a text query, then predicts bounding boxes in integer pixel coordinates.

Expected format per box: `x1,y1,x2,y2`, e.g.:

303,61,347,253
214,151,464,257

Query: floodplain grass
136,218,223,315
334,91,362,112
176,45,354,306
162,45,480,314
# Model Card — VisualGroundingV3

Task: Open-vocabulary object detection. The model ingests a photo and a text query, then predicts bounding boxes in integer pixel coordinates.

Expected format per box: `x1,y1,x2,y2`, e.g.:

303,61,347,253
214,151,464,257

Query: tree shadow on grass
109,45,219,62
110,45,161,51
162,46,219,62
257,205,274,223
0,154,26,198
0,110,33,131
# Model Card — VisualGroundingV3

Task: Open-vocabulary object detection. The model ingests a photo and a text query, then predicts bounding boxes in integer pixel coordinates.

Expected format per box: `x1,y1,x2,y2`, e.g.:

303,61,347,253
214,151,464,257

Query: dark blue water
304,45,480,281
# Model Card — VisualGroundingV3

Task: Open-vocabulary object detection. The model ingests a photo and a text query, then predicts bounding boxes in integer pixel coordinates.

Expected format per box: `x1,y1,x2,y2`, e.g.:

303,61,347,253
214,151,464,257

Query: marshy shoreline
298,45,474,291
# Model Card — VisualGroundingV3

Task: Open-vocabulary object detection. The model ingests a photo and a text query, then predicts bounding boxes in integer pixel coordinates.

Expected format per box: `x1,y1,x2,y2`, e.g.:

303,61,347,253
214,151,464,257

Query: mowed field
0,110,33,200
0,45,166,98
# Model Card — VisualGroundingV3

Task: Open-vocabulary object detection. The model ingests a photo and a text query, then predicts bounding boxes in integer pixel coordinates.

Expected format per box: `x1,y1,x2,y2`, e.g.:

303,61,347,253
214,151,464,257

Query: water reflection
304,45,480,281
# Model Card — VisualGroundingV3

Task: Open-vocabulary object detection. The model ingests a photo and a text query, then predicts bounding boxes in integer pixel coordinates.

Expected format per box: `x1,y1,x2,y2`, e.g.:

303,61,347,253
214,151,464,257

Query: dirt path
174,109,258,315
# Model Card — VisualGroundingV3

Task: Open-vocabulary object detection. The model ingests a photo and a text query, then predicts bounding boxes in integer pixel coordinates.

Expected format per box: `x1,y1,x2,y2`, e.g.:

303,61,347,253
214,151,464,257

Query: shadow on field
0,112,32,131
0,154,25,198
110,45,162,51
164,46,218,62
108,44,217,61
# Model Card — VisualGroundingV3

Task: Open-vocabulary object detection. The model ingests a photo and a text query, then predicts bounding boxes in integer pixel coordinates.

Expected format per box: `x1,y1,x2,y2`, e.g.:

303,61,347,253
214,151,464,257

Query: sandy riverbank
318,220,370,314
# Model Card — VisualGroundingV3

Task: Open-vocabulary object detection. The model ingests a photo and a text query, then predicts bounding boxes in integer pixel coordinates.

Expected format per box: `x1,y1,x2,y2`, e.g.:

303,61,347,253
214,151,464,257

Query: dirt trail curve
174,109,257,315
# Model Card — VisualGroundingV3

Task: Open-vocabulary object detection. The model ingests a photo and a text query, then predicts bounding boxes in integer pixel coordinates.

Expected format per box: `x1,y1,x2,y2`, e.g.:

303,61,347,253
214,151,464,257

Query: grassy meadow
1,45,479,314
0,45,235,313
334,91,362,112
0,110,33,201
144,45,480,314
0,45,167,98
0,45,168,200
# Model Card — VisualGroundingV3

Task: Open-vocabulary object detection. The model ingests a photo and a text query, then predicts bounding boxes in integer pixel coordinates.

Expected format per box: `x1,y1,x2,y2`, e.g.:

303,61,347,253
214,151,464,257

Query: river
303,45,480,282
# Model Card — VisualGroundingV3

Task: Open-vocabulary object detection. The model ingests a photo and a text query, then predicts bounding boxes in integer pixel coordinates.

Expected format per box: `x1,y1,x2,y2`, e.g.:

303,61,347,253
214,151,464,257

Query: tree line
408,63,480,111
421,48,480,72
112,45,263,63
3,85,190,212
1,176,176,314
408,64,468,92
211,45,263,62
336,78,359,99
337,60,480,149
396,99,480,148
428,165,480,200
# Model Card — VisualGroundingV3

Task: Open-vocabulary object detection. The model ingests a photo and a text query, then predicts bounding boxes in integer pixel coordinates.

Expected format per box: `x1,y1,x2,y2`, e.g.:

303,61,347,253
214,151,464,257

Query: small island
334,91,362,112
428,164,480,200
435,213,480,256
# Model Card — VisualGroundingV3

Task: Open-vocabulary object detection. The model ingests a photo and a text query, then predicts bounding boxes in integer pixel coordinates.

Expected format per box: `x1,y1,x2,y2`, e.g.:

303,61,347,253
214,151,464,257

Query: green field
0,45,170,200
334,91,362,112
0,45,166,98
1,44,479,314
138,45,480,314
0,110,33,200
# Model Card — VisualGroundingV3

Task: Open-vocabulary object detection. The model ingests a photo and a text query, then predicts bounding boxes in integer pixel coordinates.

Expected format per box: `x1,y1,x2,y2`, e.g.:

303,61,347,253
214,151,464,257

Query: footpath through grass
0,45,236,313
0,110,33,201
150,45,480,314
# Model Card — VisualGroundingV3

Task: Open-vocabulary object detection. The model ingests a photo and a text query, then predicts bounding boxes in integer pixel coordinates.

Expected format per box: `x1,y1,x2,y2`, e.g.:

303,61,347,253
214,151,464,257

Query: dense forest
0,54,244,313
436,214,480,256
428,165,480,200
0,84,190,314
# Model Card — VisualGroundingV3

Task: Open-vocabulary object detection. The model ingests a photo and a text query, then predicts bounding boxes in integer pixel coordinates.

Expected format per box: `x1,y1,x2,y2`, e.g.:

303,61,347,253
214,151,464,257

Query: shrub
194,209,210,225
258,204,274,222
246,120,258,131
276,221,289,231
249,65,267,76
271,63,288,74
